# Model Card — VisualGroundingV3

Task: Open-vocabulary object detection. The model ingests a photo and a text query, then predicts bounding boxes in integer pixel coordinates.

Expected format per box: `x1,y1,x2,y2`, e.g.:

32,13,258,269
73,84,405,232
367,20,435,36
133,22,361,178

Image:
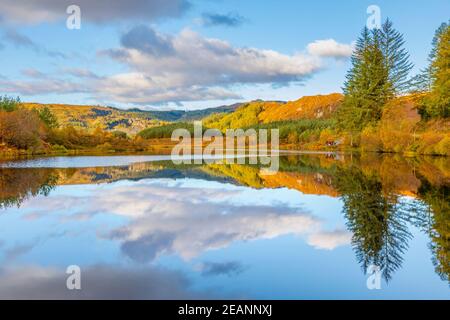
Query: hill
258,93,343,123
203,93,343,130
140,103,242,121
20,102,241,135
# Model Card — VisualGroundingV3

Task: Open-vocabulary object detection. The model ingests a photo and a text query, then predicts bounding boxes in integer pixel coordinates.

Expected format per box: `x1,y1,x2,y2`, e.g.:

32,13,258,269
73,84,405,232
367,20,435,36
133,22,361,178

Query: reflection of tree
333,166,412,281
0,169,58,209
415,181,450,283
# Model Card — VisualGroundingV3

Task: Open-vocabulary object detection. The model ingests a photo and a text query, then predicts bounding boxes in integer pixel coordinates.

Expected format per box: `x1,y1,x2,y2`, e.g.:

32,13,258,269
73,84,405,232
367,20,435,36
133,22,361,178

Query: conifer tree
410,22,448,94
339,27,390,137
380,19,413,94
425,22,450,118
339,19,413,138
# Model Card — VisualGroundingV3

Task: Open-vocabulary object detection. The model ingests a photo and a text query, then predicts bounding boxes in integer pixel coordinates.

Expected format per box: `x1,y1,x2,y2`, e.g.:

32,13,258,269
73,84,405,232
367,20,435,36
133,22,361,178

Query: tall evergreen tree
425,22,450,118
339,19,413,139
410,22,448,94
339,27,390,137
380,19,413,94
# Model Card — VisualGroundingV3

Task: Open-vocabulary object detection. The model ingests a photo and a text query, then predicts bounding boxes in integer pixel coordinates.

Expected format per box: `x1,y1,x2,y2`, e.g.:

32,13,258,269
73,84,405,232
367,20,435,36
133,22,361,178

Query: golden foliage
258,93,343,123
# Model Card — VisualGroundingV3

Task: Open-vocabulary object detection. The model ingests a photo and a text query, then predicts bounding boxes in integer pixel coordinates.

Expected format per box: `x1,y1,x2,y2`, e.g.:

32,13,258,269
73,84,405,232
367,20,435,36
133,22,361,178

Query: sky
0,0,448,110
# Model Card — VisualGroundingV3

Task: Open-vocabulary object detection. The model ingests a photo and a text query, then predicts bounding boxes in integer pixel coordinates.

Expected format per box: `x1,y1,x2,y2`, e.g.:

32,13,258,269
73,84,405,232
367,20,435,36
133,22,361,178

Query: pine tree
339,27,390,137
380,19,413,94
426,23,450,118
410,22,448,94
339,19,413,140
37,107,59,129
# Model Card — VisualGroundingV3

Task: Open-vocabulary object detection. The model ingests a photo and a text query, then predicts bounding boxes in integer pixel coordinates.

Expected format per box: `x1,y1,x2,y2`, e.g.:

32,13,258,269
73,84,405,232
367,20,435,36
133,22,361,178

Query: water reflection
333,165,412,282
0,153,449,298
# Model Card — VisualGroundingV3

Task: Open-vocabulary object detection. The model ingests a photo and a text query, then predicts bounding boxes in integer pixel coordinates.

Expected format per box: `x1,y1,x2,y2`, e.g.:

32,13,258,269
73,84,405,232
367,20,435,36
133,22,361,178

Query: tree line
0,96,147,154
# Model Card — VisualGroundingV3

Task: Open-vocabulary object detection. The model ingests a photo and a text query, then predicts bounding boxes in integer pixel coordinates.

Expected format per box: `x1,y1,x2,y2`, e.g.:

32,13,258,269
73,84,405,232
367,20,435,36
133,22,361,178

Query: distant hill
203,93,343,130
21,102,242,135
20,94,343,135
21,103,163,135
133,103,242,121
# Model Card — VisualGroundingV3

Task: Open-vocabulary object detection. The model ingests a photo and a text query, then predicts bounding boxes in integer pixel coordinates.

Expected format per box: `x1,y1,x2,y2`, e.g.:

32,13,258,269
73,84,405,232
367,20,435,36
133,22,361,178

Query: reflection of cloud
120,232,175,263
93,183,319,260
307,230,352,250
21,179,350,262
0,265,209,299
199,261,246,277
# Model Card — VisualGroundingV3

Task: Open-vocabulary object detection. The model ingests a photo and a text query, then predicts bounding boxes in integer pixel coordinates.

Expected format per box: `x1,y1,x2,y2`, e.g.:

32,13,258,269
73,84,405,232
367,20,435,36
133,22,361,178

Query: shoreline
1,146,448,164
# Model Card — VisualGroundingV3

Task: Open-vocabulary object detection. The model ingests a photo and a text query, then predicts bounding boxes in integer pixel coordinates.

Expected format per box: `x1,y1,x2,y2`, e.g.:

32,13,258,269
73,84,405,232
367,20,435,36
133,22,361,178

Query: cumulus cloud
94,26,322,104
307,39,354,58
120,25,174,56
0,0,190,24
94,72,242,104
200,12,246,27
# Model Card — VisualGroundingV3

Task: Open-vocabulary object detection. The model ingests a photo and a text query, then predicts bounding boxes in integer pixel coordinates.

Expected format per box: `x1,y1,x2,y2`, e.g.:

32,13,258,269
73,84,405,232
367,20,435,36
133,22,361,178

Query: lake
0,153,448,299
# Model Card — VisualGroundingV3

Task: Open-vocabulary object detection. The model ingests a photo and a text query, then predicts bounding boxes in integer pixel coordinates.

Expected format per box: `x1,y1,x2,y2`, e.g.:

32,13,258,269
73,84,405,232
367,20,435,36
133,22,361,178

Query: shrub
0,109,44,149
0,96,20,112
112,130,128,139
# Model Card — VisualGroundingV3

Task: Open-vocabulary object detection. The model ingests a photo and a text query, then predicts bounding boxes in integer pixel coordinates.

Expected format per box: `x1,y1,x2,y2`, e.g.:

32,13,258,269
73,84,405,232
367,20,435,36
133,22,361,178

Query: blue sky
0,0,448,110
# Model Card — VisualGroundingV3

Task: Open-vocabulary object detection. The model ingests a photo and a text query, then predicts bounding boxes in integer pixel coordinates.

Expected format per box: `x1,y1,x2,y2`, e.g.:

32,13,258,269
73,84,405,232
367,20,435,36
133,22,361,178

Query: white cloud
94,27,323,104
307,39,354,58
95,72,241,104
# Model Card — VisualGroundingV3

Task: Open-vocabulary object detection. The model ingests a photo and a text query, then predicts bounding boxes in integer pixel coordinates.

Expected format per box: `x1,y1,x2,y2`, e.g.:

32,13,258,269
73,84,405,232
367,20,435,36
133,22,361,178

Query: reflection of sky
0,173,448,299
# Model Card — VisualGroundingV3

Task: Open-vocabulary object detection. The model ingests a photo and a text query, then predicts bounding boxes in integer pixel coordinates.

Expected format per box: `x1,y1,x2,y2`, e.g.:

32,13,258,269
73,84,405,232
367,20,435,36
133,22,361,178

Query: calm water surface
0,154,448,299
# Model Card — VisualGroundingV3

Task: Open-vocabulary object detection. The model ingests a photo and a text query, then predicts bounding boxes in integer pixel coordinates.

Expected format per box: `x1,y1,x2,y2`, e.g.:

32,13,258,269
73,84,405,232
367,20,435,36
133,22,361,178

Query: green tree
412,22,449,93
0,96,20,112
339,28,391,138
37,107,59,128
424,22,450,118
380,19,413,94
412,181,450,283
339,20,413,143
334,166,412,282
